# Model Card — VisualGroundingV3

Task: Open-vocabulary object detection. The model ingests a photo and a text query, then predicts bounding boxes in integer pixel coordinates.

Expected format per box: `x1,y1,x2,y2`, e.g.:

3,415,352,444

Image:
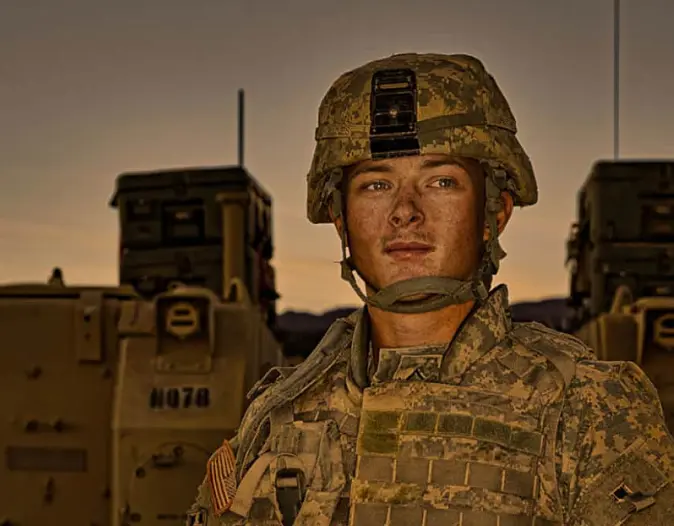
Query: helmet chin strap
330,165,507,315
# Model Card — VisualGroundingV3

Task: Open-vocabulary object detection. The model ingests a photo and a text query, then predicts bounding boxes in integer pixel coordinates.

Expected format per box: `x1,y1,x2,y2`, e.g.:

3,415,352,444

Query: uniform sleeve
185,456,248,526
185,476,216,525
183,369,286,525
562,360,674,525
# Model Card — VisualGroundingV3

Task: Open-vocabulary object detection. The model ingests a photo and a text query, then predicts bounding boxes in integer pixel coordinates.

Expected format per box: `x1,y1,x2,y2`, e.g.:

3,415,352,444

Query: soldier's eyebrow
349,164,394,179
350,158,463,177
419,158,465,171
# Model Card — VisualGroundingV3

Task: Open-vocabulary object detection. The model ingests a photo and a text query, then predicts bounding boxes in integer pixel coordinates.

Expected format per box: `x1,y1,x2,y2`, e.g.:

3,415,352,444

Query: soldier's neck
368,300,475,352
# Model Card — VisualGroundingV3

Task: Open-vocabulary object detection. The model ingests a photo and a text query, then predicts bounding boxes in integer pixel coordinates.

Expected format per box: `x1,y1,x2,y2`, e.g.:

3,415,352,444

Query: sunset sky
2,0,674,313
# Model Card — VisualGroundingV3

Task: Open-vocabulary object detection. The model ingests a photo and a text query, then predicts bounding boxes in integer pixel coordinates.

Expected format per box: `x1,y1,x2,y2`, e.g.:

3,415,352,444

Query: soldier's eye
362,180,391,191
430,177,458,189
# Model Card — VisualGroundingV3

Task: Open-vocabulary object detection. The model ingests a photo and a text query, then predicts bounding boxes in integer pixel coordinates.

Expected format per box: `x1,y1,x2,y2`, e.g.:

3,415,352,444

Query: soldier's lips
384,242,434,259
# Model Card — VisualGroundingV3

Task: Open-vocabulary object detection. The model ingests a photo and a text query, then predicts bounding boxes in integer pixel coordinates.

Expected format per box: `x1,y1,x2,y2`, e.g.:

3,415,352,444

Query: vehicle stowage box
109,165,274,300
579,160,674,243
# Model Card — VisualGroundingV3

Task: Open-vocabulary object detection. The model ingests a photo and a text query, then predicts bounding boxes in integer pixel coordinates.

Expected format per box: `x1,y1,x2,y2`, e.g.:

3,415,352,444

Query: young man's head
306,53,537,314
332,154,513,296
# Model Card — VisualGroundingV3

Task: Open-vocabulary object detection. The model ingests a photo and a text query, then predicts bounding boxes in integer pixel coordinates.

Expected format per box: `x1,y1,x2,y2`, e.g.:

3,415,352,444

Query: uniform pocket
231,419,346,526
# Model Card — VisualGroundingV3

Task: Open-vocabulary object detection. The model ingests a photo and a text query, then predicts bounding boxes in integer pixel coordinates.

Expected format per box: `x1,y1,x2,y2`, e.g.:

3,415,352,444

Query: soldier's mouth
384,241,433,252
384,241,434,259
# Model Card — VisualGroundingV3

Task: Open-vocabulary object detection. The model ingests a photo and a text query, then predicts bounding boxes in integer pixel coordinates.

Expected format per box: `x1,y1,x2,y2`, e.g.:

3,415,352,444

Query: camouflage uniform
187,54,674,525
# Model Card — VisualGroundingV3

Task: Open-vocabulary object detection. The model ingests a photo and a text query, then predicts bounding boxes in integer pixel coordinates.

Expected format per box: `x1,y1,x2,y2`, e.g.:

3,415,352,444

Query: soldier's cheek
348,216,389,249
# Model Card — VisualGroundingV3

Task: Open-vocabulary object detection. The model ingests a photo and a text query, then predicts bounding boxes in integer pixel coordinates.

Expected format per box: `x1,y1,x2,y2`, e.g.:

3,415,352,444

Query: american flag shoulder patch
207,440,237,515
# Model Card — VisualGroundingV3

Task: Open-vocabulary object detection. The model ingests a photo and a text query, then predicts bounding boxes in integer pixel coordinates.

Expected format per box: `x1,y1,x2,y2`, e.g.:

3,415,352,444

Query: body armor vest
232,337,569,525
208,287,587,525
350,346,564,526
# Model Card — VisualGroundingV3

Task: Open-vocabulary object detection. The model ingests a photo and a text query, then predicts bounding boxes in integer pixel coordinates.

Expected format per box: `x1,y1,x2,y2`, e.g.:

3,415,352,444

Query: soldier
187,54,674,525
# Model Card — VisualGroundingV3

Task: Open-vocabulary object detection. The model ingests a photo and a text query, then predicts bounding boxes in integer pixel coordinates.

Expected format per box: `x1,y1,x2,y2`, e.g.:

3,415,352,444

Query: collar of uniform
347,306,370,389
439,284,513,381
346,285,512,388
350,309,434,387
371,343,448,384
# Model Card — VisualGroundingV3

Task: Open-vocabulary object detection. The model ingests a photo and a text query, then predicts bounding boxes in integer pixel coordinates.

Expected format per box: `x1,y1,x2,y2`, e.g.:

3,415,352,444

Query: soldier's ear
496,191,514,234
482,191,514,242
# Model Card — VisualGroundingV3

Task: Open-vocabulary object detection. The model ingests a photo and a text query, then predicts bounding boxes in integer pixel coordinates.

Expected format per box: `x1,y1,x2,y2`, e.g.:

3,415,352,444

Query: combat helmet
306,53,537,314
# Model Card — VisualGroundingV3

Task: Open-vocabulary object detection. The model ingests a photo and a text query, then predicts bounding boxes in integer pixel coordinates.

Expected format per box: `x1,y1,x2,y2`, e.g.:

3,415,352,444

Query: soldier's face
335,154,493,292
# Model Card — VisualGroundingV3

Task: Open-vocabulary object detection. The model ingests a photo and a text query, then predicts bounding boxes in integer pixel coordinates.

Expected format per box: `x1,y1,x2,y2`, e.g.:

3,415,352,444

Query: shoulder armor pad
570,359,667,423
234,312,357,476
510,322,594,387
246,366,297,401
617,360,661,401
610,360,663,415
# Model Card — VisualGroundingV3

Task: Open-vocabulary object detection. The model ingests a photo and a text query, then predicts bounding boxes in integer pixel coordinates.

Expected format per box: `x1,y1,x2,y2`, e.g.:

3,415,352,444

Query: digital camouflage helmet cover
306,53,537,314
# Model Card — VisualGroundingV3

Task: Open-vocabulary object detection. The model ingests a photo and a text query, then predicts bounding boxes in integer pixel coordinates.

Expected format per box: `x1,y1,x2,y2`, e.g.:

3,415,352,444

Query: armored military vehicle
0,94,286,526
566,159,674,429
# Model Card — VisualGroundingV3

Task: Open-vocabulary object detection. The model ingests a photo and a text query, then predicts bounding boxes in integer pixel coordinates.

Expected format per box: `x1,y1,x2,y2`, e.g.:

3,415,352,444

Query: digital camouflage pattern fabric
187,286,674,525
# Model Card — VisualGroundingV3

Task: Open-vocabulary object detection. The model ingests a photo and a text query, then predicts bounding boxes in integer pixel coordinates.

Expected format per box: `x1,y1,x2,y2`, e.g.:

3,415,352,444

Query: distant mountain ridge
276,296,571,358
